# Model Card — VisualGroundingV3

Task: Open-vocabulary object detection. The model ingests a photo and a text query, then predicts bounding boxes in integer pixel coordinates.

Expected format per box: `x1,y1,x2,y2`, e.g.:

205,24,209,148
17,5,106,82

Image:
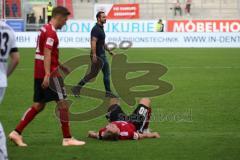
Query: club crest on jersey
46,37,54,46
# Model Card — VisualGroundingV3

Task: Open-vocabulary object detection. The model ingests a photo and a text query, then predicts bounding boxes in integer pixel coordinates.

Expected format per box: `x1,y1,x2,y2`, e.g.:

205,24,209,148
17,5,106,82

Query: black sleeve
91,27,99,39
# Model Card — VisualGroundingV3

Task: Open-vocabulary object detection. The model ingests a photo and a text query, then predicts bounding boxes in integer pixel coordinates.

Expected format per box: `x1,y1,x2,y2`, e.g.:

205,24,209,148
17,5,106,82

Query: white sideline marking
15,66,240,71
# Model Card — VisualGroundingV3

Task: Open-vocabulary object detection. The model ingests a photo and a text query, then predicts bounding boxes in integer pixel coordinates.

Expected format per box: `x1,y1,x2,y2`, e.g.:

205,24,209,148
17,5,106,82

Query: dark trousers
47,16,51,23
174,7,182,16
79,55,111,92
186,4,191,13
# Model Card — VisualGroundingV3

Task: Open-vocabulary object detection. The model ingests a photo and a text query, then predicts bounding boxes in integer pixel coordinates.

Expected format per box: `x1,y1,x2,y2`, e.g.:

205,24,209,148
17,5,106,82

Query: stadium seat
5,0,22,17
71,0,240,20
56,0,74,18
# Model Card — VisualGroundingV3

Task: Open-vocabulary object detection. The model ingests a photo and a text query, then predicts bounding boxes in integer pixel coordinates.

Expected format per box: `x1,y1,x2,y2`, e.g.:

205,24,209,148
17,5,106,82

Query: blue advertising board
6,19,25,32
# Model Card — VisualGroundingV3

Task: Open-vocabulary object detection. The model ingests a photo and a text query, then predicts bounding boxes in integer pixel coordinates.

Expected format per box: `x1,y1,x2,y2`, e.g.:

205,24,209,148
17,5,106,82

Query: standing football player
8,6,86,147
0,20,20,160
71,11,116,97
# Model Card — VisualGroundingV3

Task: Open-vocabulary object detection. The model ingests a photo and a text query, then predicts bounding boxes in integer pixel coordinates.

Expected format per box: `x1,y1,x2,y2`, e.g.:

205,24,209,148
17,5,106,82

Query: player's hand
92,54,98,63
88,131,98,139
41,74,50,89
153,132,160,138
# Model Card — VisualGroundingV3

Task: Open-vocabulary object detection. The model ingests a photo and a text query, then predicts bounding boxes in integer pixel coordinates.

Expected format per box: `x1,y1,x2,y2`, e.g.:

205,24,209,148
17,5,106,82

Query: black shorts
106,104,151,133
34,77,67,103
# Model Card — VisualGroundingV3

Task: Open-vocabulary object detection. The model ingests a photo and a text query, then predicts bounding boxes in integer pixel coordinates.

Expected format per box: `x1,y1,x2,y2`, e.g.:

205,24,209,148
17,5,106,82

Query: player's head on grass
96,11,106,25
51,6,70,29
102,123,120,141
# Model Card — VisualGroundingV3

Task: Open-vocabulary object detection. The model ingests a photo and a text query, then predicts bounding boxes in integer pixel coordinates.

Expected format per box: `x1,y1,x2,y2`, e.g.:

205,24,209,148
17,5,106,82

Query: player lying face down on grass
88,98,160,140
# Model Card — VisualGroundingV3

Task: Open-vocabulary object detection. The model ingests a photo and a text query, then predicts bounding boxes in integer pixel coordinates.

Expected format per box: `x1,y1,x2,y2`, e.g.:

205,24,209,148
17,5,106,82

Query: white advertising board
16,32,240,48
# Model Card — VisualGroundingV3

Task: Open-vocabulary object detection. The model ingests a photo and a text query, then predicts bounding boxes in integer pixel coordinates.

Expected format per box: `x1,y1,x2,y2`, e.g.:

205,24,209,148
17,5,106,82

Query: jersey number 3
0,32,9,56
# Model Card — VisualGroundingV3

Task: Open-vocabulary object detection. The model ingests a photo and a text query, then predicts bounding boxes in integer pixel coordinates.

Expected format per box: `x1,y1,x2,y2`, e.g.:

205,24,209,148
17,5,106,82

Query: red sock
59,107,71,138
15,106,38,134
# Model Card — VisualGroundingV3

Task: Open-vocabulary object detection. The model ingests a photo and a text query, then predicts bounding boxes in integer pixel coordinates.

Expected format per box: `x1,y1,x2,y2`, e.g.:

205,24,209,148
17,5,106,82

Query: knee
139,98,151,107
32,103,45,112
57,100,69,110
109,98,120,106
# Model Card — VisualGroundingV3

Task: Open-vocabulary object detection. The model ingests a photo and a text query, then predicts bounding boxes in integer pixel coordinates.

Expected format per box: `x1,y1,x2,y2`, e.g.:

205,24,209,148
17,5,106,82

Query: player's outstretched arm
138,132,160,139
88,131,99,139
7,51,20,77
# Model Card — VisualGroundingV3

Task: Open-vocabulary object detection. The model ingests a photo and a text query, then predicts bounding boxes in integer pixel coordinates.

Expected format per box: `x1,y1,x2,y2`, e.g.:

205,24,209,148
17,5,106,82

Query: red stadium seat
56,0,74,18
5,0,22,18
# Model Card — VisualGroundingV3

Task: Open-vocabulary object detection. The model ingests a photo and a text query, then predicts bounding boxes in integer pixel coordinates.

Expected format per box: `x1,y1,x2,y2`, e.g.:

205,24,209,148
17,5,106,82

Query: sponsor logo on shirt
46,37,54,46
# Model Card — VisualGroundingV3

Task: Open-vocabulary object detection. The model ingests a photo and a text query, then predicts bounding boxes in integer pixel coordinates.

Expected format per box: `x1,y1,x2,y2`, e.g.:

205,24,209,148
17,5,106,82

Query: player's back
112,121,137,140
0,21,17,87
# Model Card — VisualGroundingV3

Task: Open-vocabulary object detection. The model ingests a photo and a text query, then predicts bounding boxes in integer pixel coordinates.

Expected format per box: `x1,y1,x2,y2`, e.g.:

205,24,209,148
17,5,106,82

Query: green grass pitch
1,48,240,160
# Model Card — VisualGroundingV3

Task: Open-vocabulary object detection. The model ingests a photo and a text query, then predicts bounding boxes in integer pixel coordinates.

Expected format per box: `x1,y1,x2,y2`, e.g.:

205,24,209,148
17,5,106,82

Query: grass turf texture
1,48,240,160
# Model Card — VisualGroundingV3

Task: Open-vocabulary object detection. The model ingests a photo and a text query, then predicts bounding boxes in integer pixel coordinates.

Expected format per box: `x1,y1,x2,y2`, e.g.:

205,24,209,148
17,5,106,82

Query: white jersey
0,20,18,87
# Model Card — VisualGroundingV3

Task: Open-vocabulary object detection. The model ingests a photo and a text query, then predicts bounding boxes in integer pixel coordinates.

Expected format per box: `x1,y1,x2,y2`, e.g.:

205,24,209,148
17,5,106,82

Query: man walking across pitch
8,6,86,147
0,20,20,160
72,11,116,98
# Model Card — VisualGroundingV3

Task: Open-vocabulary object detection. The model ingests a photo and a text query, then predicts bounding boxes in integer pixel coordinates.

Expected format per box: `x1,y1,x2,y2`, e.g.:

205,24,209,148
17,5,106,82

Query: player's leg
9,102,46,147
15,102,46,134
0,88,8,159
101,56,111,95
130,98,152,133
101,56,117,97
0,123,8,160
52,77,85,146
12,78,47,135
56,100,85,146
139,98,152,131
106,98,128,122
0,88,6,104
9,79,46,146
80,56,103,85
109,98,120,107
72,57,102,96
56,100,71,138
139,98,151,107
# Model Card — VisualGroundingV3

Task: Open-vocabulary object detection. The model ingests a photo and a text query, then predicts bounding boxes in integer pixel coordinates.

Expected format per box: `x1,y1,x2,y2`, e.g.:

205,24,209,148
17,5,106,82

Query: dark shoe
71,85,82,97
105,92,118,98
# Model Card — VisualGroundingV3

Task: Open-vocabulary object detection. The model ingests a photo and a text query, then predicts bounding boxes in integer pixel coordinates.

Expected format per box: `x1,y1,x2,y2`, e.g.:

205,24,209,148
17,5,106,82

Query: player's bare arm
91,37,98,63
88,131,99,139
138,132,160,140
7,51,20,77
41,47,51,89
